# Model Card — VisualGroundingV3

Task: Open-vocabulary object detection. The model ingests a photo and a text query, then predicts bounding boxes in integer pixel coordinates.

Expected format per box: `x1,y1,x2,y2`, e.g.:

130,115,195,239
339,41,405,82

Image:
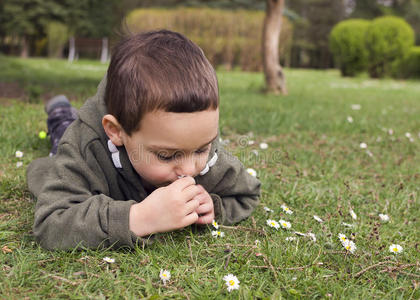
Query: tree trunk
263,0,288,95
20,35,29,58
68,36,76,63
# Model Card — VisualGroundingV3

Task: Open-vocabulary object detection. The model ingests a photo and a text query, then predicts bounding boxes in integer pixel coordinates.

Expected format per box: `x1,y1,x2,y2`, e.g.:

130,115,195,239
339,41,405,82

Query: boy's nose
176,157,197,177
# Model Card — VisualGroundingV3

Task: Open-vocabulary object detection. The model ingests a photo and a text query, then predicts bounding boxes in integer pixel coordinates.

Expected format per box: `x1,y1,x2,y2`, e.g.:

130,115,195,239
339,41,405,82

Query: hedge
396,46,420,78
329,19,370,77
125,8,293,71
365,16,414,78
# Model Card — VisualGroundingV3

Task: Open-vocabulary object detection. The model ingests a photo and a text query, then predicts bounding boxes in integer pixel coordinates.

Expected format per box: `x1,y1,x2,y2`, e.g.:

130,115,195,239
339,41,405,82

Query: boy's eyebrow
148,134,218,151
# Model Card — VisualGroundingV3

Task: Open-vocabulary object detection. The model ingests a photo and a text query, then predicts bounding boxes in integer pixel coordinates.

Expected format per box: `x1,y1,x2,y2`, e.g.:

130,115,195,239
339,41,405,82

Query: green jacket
27,78,260,250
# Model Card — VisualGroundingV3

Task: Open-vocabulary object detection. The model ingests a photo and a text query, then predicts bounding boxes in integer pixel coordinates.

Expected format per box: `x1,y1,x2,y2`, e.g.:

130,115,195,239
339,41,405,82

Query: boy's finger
185,198,200,214
182,211,199,226
195,213,214,225
195,202,212,214
170,176,196,190
183,185,202,200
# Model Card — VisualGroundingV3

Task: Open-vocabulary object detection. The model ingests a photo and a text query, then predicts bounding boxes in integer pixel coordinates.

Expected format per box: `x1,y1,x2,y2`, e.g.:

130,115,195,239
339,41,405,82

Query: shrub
47,22,68,58
365,16,414,78
396,46,420,78
125,8,293,72
329,19,370,77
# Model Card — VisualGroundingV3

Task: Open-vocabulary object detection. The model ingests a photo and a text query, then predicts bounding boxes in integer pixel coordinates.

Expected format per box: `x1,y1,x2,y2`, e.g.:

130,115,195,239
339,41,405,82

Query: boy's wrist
129,202,155,237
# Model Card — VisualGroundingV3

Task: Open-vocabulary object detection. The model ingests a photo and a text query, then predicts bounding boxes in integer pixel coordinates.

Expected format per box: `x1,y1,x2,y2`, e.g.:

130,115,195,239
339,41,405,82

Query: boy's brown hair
105,30,219,135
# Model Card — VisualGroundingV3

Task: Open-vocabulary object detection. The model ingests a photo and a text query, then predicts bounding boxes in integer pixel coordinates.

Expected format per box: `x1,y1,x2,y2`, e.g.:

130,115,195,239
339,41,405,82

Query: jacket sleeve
28,141,144,250
196,142,261,225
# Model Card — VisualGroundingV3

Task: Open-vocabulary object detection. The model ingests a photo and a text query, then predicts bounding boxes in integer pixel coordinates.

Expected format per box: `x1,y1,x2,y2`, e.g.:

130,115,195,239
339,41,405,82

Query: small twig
353,261,398,278
186,238,196,267
224,252,232,270
251,216,257,230
250,265,307,271
261,254,278,279
40,270,77,286
208,243,255,248
399,271,420,278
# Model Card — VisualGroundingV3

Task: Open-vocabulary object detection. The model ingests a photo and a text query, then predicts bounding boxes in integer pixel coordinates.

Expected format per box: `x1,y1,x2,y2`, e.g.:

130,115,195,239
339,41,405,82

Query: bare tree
263,0,288,95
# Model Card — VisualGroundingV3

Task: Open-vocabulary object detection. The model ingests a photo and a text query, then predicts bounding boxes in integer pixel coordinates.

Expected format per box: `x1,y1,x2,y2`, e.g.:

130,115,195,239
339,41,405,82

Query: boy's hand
194,185,214,225
129,176,201,237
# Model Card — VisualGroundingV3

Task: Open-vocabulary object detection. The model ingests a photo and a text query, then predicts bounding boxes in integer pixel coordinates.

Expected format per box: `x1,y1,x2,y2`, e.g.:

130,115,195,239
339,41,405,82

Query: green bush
125,8,293,71
47,22,68,58
396,46,420,78
365,16,414,78
329,19,370,77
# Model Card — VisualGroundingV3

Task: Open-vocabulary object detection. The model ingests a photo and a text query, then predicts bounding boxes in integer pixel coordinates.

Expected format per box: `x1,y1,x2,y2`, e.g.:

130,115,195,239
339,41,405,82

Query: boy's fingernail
177,175,186,179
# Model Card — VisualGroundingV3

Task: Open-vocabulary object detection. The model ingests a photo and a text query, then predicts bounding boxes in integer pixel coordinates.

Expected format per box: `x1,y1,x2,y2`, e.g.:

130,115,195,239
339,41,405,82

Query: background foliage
365,16,414,78
126,7,292,71
329,19,370,77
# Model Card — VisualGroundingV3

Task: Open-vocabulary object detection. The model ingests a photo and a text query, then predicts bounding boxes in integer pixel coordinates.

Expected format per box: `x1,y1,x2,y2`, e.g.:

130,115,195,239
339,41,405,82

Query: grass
0,56,419,299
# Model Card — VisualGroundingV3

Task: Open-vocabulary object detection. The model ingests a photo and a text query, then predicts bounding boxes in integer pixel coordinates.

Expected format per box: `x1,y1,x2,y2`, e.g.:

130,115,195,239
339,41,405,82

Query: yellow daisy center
346,245,350,250
282,223,287,226
163,274,167,278
393,247,398,252
229,280,235,286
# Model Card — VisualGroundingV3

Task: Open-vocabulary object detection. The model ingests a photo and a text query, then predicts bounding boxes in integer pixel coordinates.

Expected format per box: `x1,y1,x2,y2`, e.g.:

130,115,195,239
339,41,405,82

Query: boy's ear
102,114,124,146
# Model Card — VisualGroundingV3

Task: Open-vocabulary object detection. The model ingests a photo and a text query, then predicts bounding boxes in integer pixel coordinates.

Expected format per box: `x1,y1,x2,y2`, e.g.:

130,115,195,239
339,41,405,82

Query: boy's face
120,109,219,188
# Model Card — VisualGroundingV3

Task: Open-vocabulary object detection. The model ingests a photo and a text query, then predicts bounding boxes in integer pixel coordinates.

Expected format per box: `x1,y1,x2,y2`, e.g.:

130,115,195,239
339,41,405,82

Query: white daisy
313,215,323,223
251,149,259,156
246,168,257,177
103,257,115,263
342,240,357,253
263,206,274,213
307,233,316,242
347,116,354,123
379,214,389,222
223,274,240,292
259,142,268,149
285,236,296,241
16,162,23,168
212,219,219,229
294,231,305,236
388,129,394,135
349,209,357,220
15,151,23,158
211,230,225,238
159,269,171,284
366,150,374,157
409,137,414,143
405,132,411,138
338,233,347,243
267,219,279,230
389,244,403,254
248,140,255,145
254,240,260,246
359,143,367,149
351,104,361,110
281,205,293,215
342,222,354,227
279,219,291,229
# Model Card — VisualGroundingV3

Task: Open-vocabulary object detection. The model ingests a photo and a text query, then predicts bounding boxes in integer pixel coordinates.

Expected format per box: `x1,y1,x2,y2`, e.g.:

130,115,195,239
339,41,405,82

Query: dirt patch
0,82,25,99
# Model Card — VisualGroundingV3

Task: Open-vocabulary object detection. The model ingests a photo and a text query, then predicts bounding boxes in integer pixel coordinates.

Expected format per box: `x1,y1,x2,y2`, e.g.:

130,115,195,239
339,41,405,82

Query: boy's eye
156,151,176,161
195,146,210,154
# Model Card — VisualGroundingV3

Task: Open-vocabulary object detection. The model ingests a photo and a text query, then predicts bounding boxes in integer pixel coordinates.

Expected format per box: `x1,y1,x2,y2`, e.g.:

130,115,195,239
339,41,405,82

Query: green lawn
0,56,419,299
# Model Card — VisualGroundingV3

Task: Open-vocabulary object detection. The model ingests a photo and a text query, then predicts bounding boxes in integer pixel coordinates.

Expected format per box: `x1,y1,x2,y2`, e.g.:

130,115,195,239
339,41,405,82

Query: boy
27,30,260,250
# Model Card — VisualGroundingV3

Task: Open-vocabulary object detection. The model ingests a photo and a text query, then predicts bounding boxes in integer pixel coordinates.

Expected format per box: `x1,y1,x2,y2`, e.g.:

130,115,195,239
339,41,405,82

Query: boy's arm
196,144,261,225
28,142,144,250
